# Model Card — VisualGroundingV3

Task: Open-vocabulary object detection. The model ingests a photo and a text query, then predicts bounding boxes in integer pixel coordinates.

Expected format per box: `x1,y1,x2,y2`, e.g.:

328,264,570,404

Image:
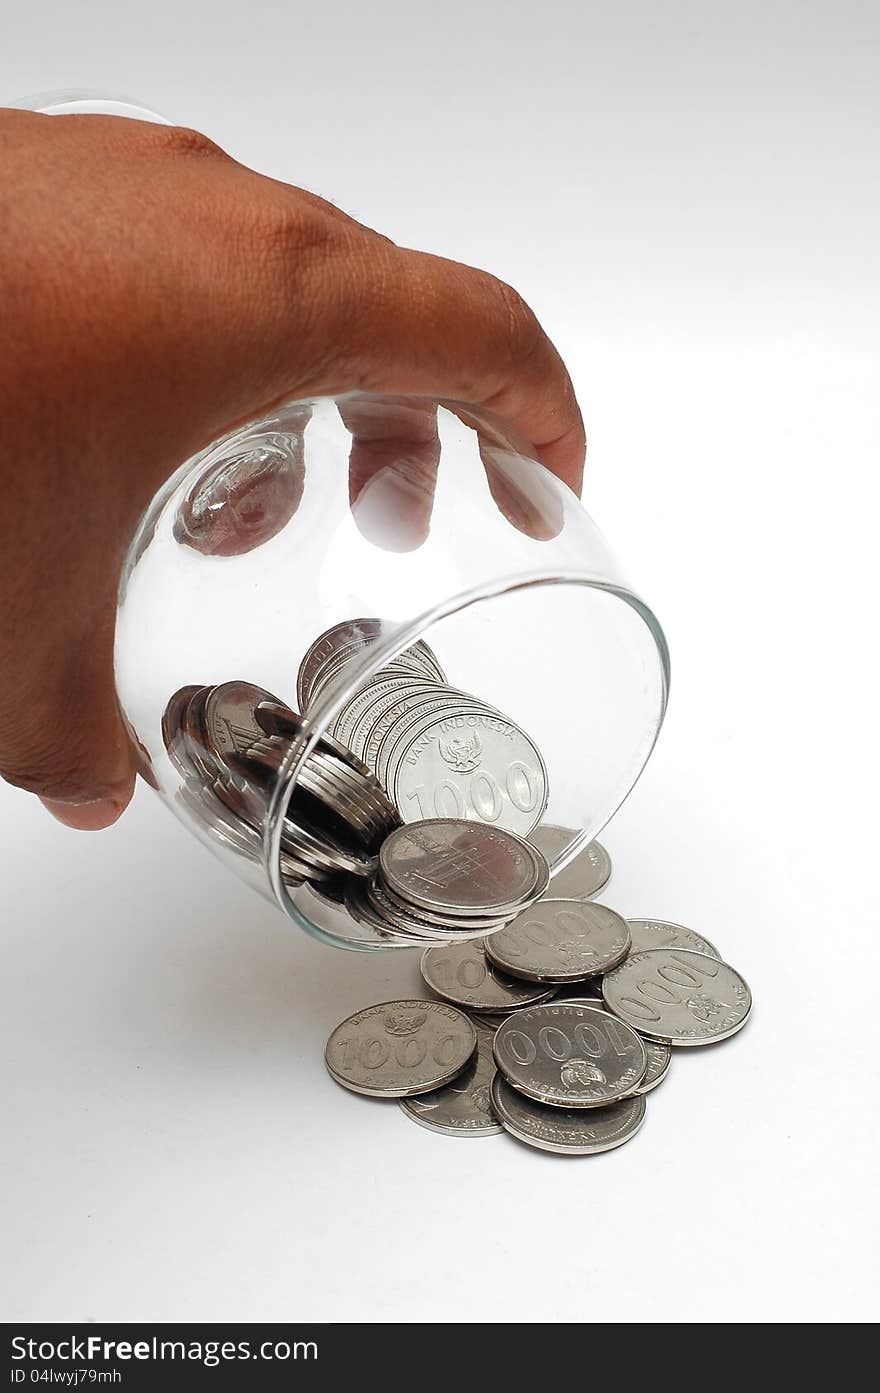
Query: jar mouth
265,570,669,947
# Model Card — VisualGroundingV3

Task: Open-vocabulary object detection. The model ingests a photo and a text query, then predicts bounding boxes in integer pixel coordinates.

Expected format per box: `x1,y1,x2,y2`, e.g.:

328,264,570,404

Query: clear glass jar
115,391,669,950
20,92,669,951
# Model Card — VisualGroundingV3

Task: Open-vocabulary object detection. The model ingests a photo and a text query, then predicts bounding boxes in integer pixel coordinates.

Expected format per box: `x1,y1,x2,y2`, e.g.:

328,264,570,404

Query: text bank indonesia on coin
490,1075,646,1156
602,949,751,1045
493,1002,647,1108
626,918,721,959
325,1000,476,1097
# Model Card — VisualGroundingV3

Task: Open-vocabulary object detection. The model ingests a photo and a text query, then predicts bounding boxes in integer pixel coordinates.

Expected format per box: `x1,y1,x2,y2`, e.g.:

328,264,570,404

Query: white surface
1,1,878,1323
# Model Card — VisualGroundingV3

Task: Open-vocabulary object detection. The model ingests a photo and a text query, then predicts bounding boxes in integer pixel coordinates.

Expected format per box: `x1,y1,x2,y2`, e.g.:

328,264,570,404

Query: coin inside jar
485,899,631,983
492,1001,647,1108
420,940,557,1012
379,819,548,919
602,949,751,1045
325,1000,477,1097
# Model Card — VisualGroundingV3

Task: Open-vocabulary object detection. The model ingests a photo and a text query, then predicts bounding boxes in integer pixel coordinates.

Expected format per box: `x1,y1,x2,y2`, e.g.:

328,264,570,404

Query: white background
1,2,878,1322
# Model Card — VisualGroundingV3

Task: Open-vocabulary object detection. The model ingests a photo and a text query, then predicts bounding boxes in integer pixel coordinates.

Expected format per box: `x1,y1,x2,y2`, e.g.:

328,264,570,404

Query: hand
0,109,585,829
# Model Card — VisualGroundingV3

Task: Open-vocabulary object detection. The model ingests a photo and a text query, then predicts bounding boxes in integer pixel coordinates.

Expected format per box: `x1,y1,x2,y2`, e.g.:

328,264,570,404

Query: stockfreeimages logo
10,1335,318,1371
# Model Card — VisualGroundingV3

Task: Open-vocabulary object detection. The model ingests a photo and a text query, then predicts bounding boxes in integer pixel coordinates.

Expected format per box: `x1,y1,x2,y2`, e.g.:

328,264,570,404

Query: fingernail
40,796,125,831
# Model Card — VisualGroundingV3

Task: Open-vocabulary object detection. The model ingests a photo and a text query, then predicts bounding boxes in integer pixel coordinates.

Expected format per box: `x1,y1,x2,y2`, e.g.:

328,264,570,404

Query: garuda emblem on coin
384,1009,428,1036
685,993,728,1023
560,1059,606,1089
438,732,482,773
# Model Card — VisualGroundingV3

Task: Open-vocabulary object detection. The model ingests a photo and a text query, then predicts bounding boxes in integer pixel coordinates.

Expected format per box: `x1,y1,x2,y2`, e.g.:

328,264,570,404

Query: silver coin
493,1001,647,1108
627,918,721,959
297,618,386,711
364,880,464,940
331,675,427,751
334,675,442,746
214,762,376,878
162,685,204,779
630,1039,672,1094
602,949,752,1046
203,680,279,763
254,701,375,780
527,823,577,863
373,880,510,933
420,940,557,1012
343,879,433,943
298,618,445,712
380,820,548,918
325,999,476,1097
390,707,548,837
372,691,487,787
399,1020,503,1136
485,899,631,983
366,692,483,781
301,883,415,949
491,1073,646,1156
528,826,612,900
182,686,224,784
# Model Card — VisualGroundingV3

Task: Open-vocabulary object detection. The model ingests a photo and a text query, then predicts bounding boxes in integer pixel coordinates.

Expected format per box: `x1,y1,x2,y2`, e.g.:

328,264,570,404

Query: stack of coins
325,889,752,1156
161,615,552,942
163,679,398,890
306,622,548,835
343,819,551,945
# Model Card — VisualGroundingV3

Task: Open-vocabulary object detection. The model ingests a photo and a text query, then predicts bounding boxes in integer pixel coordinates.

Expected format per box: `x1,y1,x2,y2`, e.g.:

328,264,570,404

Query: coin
490,1074,646,1155
373,880,510,933
627,918,721,959
380,819,548,918
162,685,203,778
484,899,631,983
372,691,486,787
203,680,277,763
602,949,751,1045
325,999,476,1097
391,707,548,836
399,1020,502,1136
332,675,428,751
493,1001,647,1108
365,880,481,939
528,826,612,899
420,940,557,1012
631,1039,672,1094
297,618,386,711
301,884,415,949
344,880,436,943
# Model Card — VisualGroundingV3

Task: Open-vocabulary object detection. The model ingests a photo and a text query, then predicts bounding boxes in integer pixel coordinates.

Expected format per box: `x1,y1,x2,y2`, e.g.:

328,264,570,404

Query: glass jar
115,391,669,950
20,92,669,951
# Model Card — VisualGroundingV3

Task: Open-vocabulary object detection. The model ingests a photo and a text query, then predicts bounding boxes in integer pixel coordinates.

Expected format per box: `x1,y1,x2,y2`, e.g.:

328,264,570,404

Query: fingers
0,600,136,829
338,396,440,551
234,202,585,494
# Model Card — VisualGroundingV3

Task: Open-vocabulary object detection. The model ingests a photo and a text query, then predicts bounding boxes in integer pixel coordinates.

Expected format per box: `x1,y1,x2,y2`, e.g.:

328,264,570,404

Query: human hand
0,109,585,828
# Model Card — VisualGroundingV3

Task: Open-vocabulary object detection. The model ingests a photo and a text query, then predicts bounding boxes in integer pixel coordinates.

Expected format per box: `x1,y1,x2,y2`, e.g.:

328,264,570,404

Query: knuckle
145,122,227,162
252,196,348,272
492,278,545,366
